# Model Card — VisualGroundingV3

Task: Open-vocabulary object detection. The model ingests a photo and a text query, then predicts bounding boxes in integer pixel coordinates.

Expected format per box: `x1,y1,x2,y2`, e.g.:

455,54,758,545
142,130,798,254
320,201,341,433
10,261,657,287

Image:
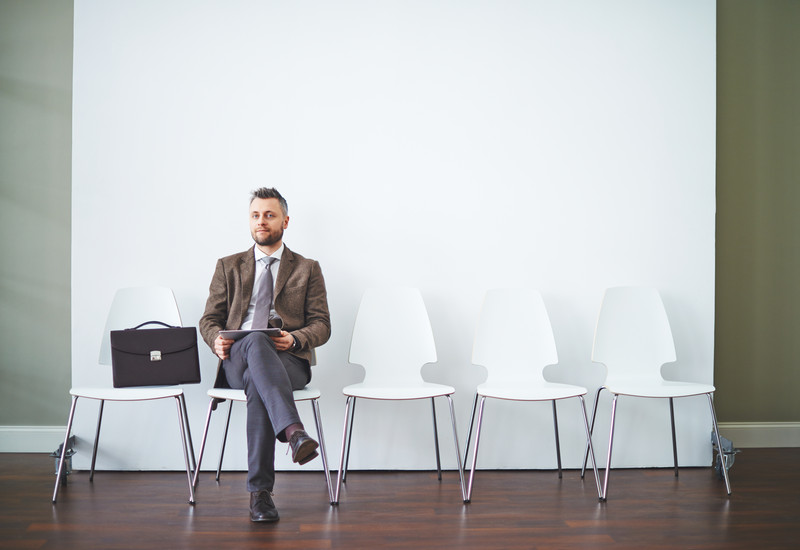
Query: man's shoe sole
297,449,319,465
293,439,319,465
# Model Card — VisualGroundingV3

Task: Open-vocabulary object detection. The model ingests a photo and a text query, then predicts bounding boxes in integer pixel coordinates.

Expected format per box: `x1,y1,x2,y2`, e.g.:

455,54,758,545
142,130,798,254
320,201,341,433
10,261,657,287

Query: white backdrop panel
71,0,716,472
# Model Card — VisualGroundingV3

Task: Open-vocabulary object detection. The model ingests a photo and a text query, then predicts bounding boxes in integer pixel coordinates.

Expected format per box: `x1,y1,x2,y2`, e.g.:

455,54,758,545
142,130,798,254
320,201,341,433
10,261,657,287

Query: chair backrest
98,287,182,365
592,286,676,380
472,288,557,384
348,287,436,385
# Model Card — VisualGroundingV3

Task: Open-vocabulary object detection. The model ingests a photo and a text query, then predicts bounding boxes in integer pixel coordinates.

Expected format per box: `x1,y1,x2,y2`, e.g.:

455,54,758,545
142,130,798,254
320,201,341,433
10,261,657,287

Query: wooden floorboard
2,449,799,549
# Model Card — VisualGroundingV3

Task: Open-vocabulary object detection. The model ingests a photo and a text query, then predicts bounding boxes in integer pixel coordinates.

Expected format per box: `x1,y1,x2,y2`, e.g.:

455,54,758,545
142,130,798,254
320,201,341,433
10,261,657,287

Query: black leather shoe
288,429,319,465
250,491,279,523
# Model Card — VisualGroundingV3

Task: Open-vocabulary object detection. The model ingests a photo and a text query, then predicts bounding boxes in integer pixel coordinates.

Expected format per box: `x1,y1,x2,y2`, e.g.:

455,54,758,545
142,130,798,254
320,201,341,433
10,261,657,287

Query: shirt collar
254,243,284,263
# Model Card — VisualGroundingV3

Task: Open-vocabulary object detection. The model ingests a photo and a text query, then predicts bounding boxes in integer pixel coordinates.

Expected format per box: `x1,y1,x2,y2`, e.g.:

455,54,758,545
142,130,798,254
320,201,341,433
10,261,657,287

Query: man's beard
253,228,283,247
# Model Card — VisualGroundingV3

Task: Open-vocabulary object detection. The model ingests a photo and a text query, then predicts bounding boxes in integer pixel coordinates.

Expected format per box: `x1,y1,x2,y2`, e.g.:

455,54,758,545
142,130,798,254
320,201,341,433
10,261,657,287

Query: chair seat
343,382,455,400
604,379,715,399
207,386,322,402
70,386,184,401
477,381,587,401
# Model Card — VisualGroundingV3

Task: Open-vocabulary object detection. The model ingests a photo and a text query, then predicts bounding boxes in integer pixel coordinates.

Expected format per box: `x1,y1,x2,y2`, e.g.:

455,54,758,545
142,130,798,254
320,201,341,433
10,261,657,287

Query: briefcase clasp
150,350,162,362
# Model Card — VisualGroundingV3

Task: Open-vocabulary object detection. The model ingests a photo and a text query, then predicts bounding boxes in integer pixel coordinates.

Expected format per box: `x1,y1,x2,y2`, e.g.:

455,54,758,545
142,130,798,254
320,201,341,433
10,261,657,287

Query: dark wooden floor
2,449,799,549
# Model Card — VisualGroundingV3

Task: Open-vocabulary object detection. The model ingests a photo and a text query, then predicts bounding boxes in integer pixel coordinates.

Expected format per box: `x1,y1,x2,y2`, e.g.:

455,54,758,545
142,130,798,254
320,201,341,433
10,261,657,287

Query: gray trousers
223,332,311,492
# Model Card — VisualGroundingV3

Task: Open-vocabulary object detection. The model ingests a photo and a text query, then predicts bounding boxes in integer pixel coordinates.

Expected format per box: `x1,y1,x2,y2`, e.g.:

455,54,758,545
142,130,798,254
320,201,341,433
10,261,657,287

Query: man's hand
270,330,295,352
214,335,234,360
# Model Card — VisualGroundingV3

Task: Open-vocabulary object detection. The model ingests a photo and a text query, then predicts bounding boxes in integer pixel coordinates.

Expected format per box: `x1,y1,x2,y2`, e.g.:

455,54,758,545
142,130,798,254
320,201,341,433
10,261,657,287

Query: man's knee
240,331,274,350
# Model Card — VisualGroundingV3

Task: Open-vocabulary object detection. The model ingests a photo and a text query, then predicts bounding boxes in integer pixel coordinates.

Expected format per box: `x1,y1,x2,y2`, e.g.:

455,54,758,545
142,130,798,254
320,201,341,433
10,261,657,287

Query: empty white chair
335,287,467,503
52,287,196,504
583,286,731,499
462,288,601,502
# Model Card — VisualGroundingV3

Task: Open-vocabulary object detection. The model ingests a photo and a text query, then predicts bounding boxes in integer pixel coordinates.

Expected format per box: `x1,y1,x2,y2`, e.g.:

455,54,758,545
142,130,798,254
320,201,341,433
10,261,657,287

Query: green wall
715,0,800,422
0,0,73,426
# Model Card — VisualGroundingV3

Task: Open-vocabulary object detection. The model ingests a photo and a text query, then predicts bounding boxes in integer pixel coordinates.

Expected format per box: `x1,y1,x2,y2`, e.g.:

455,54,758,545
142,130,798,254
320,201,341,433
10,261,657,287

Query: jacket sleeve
291,260,331,353
199,258,230,351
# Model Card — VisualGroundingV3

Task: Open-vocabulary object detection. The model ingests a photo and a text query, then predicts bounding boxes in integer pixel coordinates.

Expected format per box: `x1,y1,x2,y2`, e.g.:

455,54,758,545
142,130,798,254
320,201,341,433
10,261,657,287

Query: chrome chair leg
342,397,356,484
463,393,478,471
89,400,105,482
334,395,354,504
179,394,197,473
578,395,603,500
708,393,732,496
174,396,195,504
431,397,442,481
602,393,620,500
582,387,604,478
216,400,234,482
465,396,487,503
445,395,467,503
52,396,79,503
192,398,216,488
310,397,334,504
552,400,562,479
669,397,679,477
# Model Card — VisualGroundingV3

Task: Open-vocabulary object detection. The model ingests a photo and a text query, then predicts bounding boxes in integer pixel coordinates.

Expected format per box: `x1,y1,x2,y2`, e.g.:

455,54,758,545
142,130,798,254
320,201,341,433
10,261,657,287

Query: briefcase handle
128,320,180,330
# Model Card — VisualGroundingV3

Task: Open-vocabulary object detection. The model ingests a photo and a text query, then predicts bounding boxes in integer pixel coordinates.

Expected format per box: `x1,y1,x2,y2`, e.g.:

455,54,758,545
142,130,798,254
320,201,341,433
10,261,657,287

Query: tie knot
263,256,276,267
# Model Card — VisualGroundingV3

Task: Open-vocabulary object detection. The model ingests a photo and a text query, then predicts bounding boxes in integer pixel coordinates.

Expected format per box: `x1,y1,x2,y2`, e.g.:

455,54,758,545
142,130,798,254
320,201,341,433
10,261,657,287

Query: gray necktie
252,256,277,329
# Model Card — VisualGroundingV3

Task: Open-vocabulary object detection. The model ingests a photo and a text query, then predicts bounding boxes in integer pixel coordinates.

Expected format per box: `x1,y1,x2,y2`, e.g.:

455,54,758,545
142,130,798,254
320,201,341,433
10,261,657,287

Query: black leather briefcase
110,321,201,387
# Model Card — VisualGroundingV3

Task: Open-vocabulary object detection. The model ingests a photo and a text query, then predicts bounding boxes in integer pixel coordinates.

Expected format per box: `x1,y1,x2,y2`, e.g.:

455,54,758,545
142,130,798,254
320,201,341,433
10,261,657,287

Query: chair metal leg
552,400,562,479
582,387,604,478
334,395,354,504
174,396,196,504
180,394,197,473
89,400,105,482
465,395,486,503
52,396,79,503
669,397,679,477
431,397,442,481
192,398,217,488
445,395,467,503
463,393,478,471
216,400,234,482
53,393,197,506
708,393,732,496
578,395,603,500
342,397,357,484
309,397,334,504
601,394,620,500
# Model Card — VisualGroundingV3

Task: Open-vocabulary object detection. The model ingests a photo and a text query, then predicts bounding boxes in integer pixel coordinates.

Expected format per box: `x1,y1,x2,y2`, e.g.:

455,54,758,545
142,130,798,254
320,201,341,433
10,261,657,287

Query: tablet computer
219,328,282,340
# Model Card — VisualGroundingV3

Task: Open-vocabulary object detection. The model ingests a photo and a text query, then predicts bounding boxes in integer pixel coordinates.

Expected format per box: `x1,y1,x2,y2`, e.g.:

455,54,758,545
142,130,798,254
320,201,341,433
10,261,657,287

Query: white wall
71,0,717,472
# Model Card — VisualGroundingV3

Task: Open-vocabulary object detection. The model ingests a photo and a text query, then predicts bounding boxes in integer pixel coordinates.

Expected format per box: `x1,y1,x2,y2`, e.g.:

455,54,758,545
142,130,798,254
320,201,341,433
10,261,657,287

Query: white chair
52,287,196,504
582,286,732,500
192,350,334,504
462,289,602,502
335,287,467,504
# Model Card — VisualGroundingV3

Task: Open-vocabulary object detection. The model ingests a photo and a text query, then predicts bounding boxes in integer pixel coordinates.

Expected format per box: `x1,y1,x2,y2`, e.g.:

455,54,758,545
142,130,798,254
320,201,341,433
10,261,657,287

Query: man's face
250,197,289,249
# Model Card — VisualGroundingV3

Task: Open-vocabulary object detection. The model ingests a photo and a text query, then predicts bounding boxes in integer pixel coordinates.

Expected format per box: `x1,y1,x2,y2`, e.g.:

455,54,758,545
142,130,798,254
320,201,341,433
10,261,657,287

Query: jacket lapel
238,248,256,326
274,246,294,297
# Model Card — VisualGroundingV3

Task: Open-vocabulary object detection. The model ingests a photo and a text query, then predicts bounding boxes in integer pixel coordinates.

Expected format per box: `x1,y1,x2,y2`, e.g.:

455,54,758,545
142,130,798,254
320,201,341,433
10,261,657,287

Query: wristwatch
291,336,299,350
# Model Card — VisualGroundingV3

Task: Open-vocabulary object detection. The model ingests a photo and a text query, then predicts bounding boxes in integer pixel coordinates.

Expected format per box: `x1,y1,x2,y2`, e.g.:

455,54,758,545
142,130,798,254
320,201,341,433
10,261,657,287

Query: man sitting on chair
199,187,331,522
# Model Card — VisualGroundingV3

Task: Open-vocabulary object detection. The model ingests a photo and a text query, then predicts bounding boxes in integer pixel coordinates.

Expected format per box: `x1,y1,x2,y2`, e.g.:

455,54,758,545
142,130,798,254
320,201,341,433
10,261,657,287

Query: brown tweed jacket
199,245,331,387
